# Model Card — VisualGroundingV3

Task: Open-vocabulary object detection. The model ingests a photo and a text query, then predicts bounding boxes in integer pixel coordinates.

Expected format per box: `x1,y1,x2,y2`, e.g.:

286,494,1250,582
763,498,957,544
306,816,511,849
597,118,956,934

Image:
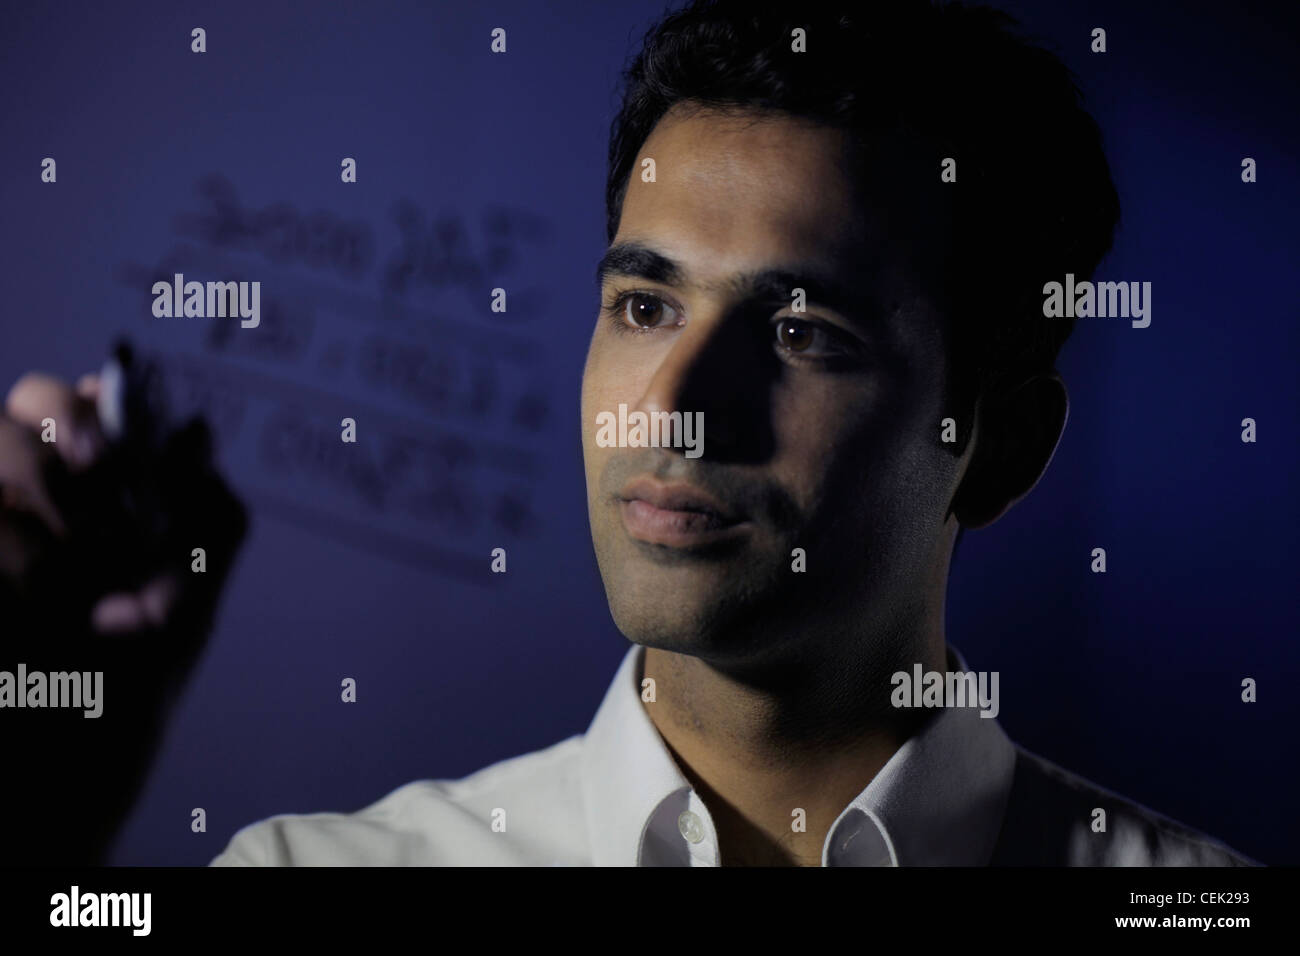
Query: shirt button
677,811,706,844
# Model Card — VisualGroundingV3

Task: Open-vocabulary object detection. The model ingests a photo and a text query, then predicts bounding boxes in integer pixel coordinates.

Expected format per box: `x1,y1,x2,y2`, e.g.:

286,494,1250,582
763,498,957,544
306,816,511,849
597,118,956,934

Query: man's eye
610,292,681,330
774,317,841,358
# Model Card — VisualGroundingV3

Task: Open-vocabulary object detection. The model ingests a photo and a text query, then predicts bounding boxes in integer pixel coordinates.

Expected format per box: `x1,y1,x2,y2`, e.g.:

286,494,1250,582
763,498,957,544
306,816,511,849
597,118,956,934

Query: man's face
581,104,967,670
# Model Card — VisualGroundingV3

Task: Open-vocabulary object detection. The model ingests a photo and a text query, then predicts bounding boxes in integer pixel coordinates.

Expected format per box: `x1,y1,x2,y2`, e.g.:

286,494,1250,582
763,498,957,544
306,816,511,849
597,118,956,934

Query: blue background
1,0,1295,865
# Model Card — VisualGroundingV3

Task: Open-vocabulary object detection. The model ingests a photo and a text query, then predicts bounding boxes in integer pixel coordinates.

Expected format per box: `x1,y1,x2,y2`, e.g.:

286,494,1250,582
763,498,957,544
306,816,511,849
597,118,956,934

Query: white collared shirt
211,643,1254,866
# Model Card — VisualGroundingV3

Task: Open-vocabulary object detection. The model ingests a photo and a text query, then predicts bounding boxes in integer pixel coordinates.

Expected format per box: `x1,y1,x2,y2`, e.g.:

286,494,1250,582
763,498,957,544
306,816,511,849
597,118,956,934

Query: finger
138,575,179,627
75,374,101,401
0,418,66,535
90,593,147,634
5,371,106,470
90,574,180,635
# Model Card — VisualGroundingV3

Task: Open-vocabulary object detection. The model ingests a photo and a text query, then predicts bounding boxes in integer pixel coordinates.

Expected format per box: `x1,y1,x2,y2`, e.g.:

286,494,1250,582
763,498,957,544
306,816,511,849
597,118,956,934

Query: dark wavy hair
604,0,1121,443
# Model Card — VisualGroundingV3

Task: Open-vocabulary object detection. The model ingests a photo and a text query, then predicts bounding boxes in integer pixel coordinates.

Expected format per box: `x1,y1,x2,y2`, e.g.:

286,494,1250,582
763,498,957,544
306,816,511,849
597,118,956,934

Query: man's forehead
622,106,880,267
613,107,920,287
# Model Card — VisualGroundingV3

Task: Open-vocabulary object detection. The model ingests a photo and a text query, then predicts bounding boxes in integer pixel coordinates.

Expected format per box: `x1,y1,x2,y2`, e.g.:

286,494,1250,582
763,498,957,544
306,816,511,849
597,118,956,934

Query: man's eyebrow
596,241,873,318
595,241,682,287
731,268,869,317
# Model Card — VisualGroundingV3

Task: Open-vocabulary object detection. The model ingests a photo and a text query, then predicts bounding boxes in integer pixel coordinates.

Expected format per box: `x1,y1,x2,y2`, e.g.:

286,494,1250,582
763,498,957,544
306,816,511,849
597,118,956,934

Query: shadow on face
581,104,967,672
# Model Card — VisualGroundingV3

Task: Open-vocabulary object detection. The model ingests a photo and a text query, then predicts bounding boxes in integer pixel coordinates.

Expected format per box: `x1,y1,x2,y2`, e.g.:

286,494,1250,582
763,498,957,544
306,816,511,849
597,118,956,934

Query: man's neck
640,634,946,866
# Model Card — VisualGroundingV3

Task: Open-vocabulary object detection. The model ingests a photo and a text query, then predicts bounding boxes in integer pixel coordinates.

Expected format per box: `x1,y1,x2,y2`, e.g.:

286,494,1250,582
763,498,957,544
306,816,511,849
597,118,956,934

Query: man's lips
616,478,749,547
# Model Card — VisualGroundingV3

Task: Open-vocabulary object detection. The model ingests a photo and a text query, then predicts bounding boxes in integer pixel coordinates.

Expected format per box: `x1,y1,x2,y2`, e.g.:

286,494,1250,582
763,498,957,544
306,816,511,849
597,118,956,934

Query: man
0,0,1253,866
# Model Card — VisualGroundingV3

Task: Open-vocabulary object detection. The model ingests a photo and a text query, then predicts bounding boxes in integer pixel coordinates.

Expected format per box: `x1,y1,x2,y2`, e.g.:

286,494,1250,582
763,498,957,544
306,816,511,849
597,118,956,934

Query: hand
0,368,248,863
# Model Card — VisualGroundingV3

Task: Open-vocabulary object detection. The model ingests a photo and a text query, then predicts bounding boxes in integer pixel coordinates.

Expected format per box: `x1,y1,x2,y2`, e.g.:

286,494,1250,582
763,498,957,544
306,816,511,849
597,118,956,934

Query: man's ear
951,371,1069,530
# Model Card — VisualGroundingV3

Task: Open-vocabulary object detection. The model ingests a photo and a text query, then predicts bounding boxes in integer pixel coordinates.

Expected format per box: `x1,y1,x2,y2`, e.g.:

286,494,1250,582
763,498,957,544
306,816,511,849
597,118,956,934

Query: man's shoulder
210,734,587,866
991,744,1258,866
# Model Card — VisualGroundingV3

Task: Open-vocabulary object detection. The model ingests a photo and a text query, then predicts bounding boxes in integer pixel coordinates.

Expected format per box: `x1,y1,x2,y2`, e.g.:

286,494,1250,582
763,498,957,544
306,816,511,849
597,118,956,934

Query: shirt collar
580,642,1016,866
580,642,694,866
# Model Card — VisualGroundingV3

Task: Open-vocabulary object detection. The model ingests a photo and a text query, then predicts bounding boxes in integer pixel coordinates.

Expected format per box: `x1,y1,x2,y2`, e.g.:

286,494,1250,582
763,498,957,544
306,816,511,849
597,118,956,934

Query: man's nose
631,309,773,462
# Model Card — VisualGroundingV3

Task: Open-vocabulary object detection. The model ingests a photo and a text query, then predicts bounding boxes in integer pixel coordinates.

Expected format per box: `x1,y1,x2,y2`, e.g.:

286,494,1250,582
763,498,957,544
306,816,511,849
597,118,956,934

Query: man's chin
595,533,800,659
607,590,787,664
